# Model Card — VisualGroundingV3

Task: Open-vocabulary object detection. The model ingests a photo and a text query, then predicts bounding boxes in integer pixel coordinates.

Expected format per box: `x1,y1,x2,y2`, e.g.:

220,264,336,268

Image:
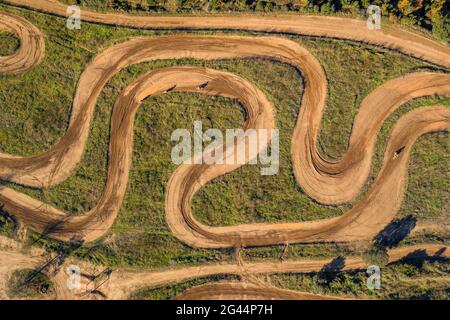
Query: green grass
243,242,358,262
0,31,20,56
0,3,448,283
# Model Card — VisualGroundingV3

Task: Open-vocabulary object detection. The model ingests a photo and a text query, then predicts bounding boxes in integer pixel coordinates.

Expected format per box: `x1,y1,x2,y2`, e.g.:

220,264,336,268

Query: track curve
175,282,345,300
0,10,44,74
0,63,274,241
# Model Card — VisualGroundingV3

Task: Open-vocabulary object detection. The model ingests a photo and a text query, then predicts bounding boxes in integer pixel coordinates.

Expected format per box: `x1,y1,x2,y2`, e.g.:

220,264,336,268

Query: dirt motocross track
0,0,449,299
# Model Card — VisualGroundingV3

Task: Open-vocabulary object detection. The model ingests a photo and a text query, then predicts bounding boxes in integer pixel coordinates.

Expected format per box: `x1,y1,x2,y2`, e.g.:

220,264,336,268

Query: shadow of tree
374,215,417,250
318,256,345,283
388,248,449,268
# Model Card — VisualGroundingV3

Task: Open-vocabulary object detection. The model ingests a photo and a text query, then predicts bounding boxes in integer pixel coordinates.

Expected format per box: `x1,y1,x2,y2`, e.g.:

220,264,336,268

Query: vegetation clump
7,269,54,299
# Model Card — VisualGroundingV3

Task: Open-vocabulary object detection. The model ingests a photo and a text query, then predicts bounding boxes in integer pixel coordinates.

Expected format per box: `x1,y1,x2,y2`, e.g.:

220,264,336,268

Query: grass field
0,3,448,294
0,32,20,56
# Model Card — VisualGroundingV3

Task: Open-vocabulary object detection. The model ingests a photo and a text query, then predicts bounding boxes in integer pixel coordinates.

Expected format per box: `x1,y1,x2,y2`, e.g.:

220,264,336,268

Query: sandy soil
174,281,346,300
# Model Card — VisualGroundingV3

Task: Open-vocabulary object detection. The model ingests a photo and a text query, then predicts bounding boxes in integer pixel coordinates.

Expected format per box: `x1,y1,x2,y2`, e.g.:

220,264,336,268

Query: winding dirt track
0,30,448,245
0,1,449,299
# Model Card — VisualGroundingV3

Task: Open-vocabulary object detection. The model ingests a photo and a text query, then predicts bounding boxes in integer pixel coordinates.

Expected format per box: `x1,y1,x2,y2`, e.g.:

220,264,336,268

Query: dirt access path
5,0,450,68
1,236,447,299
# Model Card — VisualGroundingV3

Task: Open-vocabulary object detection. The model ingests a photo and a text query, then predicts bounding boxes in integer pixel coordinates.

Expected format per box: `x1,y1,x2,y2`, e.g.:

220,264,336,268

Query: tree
429,0,449,41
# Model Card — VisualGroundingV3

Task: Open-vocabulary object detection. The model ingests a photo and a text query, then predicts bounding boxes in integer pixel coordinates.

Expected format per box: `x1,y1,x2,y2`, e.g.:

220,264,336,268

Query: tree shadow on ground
318,256,345,283
374,215,417,250
388,248,449,268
